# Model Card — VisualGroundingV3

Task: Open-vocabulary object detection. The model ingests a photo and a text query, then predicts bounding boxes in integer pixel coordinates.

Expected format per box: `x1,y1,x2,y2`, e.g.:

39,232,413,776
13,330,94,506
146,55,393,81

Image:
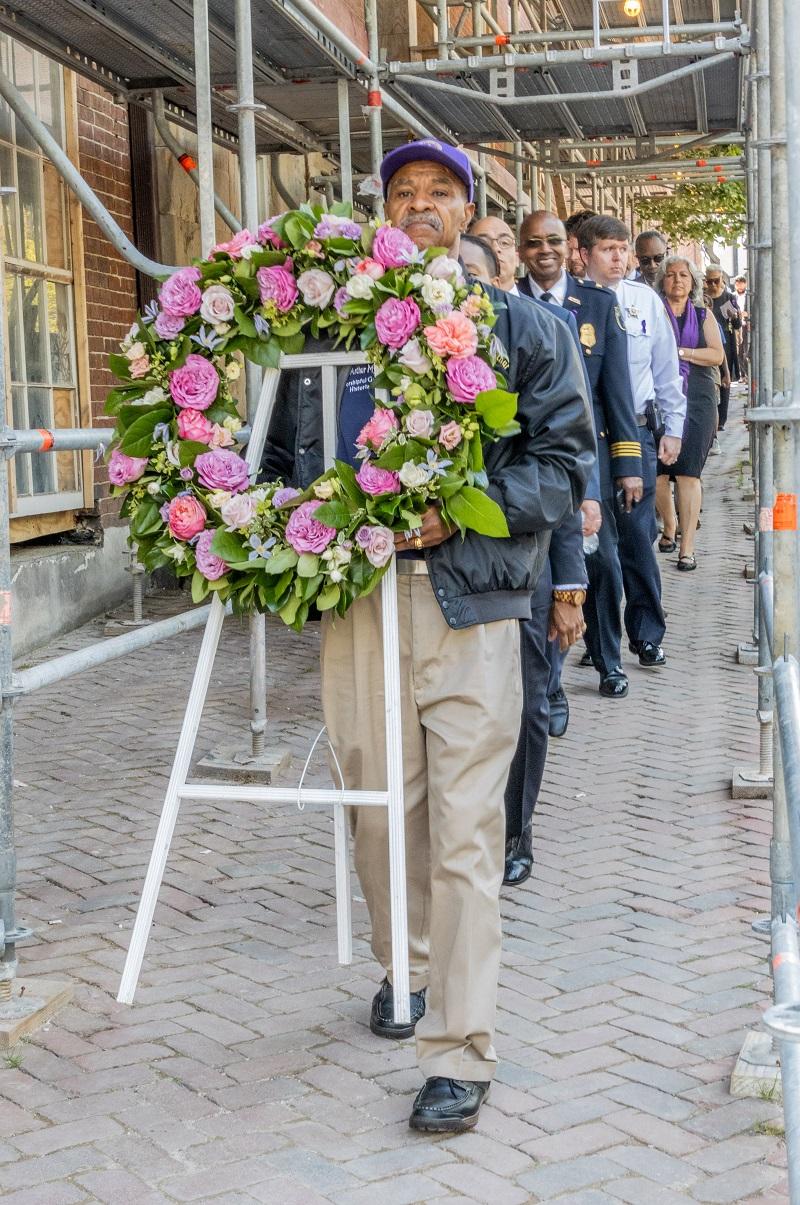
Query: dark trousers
718,384,730,431
617,428,666,647
505,561,552,840
583,499,624,675
547,636,566,696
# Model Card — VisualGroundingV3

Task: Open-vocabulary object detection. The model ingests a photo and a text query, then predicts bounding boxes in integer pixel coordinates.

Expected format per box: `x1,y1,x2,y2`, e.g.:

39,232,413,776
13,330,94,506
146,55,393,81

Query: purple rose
314,215,362,241
356,462,401,496
446,355,497,404
108,448,148,485
374,297,421,350
159,267,203,318
273,486,301,508
355,524,395,568
256,263,298,312
154,310,186,340
195,448,250,494
333,287,350,314
195,528,229,581
372,226,416,269
285,500,337,554
169,353,220,410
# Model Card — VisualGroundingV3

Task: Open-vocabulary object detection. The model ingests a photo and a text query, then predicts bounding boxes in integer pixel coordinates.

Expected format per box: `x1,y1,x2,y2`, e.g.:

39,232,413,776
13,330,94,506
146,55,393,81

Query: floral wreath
105,204,519,630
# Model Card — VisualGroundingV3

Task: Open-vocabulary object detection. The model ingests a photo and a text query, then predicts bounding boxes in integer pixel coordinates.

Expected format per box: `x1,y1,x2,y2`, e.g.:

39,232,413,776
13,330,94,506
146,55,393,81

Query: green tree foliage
636,179,746,244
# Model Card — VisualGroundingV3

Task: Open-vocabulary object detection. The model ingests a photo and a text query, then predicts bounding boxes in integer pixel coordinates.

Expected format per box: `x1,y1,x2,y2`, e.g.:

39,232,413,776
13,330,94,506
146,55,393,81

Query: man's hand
580,499,602,536
549,601,586,652
394,506,454,552
658,435,682,466
615,476,644,512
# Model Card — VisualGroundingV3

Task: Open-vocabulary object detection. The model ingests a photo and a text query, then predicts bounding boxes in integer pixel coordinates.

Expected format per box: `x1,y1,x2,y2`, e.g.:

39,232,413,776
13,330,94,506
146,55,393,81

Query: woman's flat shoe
658,538,677,553
677,555,697,571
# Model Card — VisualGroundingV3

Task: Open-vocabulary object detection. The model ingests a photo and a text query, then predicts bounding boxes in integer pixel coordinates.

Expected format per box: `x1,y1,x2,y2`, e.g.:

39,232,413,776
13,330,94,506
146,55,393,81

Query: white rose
405,409,435,439
409,272,426,288
398,461,430,489
141,386,167,406
427,255,465,285
146,480,162,496
346,273,377,299
298,269,336,309
397,338,432,376
125,341,146,361
122,322,141,348
200,284,236,325
314,479,336,499
225,360,242,381
239,241,263,260
206,489,232,511
220,493,256,531
421,277,454,311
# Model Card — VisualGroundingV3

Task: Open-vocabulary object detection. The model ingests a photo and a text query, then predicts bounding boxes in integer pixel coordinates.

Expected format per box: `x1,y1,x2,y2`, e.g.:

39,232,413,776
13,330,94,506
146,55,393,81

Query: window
0,36,83,518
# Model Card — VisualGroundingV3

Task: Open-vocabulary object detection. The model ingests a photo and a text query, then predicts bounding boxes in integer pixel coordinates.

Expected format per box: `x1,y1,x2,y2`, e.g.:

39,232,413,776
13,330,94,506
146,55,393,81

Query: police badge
579,322,596,350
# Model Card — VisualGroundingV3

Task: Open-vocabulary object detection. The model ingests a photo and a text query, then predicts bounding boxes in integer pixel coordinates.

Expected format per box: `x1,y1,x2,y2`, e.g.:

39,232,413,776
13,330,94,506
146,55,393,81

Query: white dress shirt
608,278,686,438
526,268,568,307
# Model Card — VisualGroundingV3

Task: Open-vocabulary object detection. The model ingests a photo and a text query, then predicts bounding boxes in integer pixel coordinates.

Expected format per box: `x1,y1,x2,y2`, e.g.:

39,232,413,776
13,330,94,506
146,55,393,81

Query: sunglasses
638,253,665,266
524,237,566,250
705,276,722,284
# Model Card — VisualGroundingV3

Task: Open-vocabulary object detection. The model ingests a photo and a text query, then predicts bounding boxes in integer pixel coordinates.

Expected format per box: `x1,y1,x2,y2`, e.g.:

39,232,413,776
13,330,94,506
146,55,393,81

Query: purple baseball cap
380,139,475,203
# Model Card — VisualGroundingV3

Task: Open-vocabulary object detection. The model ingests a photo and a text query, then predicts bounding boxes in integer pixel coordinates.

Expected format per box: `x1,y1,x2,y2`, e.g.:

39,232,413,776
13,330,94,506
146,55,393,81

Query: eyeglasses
638,253,665,266
523,237,566,250
479,235,516,250
705,276,722,284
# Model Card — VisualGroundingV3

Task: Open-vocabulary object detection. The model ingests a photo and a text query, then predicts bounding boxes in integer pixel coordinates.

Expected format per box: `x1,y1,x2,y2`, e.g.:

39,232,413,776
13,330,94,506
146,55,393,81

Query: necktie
540,291,553,303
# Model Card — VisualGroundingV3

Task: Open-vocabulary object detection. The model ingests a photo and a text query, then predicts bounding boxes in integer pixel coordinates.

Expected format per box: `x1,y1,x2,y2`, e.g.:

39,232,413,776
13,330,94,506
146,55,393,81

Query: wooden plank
0,980,74,1050
10,510,76,544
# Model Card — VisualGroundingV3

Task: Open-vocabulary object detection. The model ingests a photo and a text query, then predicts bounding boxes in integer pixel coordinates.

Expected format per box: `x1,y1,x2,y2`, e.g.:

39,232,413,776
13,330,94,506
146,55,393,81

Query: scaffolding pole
193,0,216,254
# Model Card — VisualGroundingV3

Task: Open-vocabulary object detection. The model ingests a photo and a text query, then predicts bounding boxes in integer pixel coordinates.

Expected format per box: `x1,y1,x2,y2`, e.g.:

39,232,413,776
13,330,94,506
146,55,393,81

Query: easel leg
333,803,353,965
117,594,227,1004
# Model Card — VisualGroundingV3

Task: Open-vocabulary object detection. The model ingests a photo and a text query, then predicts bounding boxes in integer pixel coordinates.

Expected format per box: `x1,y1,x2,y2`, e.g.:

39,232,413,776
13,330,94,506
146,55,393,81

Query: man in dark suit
518,211,643,701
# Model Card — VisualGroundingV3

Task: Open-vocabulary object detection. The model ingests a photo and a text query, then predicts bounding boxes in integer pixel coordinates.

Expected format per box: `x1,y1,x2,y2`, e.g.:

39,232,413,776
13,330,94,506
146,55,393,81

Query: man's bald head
470,215,519,291
519,211,568,289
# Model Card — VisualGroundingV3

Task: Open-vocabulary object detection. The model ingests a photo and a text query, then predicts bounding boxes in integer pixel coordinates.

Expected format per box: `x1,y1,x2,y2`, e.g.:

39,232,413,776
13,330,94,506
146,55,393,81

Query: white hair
654,255,705,307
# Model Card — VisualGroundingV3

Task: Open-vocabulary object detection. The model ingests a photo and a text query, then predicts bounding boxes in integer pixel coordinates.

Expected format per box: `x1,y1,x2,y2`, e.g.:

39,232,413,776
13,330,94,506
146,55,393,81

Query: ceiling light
623,0,642,17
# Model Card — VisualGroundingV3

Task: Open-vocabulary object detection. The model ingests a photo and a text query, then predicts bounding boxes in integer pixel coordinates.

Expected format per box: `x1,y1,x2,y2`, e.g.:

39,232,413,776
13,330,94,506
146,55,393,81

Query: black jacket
260,284,595,629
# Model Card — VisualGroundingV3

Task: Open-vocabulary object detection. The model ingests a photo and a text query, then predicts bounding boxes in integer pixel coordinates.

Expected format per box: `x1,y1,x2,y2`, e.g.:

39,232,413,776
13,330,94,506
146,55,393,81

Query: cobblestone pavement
1,388,788,1204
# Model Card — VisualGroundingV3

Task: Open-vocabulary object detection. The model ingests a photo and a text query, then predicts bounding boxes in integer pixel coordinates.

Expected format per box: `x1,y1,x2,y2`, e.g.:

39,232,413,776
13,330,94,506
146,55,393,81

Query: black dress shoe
599,667,629,698
370,978,426,1039
629,640,666,667
503,825,533,886
409,1076,490,1132
579,649,593,667
548,687,569,737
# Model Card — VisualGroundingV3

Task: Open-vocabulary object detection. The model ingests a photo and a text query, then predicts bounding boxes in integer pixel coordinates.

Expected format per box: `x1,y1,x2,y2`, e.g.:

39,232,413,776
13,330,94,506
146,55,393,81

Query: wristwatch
552,588,587,606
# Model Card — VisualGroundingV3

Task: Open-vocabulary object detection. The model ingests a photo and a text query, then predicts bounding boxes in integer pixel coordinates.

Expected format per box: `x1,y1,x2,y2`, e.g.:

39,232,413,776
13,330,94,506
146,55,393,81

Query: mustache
400,212,443,232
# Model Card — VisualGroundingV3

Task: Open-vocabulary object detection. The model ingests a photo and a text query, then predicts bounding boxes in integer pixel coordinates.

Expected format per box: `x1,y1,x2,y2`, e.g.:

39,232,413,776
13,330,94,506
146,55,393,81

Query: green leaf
313,500,351,529
296,552,320,578
179,440,208,467
239,336,281,368
191,570,210,603
130,499,161,539
278,330,306,355
316,583,341,611
301,573,323,600
262,547,298,574
234,305,257,338
474,388,518,430
108,353,133,379
334,460,362,506
359,323,377,351
278,593,303,624
447,486,510,538
119,406,173,457
210,529,247,562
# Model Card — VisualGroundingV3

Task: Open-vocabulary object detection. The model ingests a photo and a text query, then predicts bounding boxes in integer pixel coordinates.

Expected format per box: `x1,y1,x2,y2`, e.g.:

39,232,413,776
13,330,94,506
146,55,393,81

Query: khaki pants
320,572,522,1081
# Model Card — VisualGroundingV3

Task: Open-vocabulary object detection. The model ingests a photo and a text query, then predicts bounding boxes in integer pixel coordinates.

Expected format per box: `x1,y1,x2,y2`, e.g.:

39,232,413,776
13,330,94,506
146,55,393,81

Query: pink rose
405,409,434,439
200,284,236,325
108,448,148,485
355,525,395,568
355,463,401,496
195,448,250,493
424,311,479,360
285,500,337,554
220,493,256,530
159,267,202,318
257,263,298,312
129,355,150,379
428,255,465,284
177,410,215,444
354,257,385,280
446,355,497,404
297,268,335,309
438,420,463,451
372,226,416,269
375,297,421,350
168,495,207,541
195,528,228,580
257,220,286,248
169,353,220,410
397,338,432,376
459,294,483,319
209,423,235,448
154,310,185,340
211,229,259,259
356,407,399,452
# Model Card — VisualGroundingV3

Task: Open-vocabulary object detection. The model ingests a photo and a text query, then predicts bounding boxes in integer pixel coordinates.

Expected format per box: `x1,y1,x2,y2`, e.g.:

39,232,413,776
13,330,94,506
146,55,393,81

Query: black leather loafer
548,687,569,738
409,1077,490,1132
599,667,629,698
503,825,533,886
370,978,426,1039
630,640,666,667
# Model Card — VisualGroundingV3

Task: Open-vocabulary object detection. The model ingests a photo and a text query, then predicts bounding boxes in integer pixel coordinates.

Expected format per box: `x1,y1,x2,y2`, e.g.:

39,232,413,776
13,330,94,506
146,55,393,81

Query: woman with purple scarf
654,256,725,571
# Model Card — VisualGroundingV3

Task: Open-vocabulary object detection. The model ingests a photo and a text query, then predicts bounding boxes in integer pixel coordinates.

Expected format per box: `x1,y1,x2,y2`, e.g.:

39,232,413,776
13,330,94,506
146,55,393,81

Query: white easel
117,352,410,1023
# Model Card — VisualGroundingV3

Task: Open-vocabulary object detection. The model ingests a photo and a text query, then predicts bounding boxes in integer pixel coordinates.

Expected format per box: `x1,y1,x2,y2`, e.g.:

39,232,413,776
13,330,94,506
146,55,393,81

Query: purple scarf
664,300,700,395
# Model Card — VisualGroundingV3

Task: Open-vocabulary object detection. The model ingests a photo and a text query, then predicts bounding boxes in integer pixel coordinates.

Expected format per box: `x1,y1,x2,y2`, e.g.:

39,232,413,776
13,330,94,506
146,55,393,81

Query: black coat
260,285,595,629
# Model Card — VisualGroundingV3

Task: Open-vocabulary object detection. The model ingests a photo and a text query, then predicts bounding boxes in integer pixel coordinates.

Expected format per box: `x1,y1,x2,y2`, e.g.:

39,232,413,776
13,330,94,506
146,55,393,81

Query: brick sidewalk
0,389,787,1203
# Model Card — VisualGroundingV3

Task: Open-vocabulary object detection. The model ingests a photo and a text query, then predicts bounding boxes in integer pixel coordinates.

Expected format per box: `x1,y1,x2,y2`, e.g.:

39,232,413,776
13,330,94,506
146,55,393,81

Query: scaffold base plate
731,767,773,799
0,979,73,1049
197,743,292,784
737,642,760,665
730,1029,782,1103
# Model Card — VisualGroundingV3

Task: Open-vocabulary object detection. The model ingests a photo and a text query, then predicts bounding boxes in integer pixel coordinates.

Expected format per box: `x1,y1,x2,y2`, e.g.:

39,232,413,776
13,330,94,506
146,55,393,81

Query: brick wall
75,77,138,529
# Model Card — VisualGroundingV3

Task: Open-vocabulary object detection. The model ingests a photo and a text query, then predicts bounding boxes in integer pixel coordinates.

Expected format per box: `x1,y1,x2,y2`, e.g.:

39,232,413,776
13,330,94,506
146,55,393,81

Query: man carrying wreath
261,140,595,1132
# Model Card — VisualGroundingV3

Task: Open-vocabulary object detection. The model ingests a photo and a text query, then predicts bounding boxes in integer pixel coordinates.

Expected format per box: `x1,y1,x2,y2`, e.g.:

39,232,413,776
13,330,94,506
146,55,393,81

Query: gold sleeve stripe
610,443,642,455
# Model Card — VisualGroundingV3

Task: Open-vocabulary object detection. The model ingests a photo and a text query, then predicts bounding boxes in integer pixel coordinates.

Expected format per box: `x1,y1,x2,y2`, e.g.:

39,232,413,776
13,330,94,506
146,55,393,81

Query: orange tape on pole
178,152,198,173
37,429,54,452
367,90,382,107
774,493,798,531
